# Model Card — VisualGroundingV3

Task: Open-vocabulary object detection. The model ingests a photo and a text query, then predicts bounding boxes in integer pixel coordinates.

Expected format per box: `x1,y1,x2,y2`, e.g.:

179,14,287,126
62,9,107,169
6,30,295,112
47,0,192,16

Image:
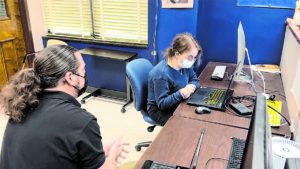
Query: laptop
187,66,238,111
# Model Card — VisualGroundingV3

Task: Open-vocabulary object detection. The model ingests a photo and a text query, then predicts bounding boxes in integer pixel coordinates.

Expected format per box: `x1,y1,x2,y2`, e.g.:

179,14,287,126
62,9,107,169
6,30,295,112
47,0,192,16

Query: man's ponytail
0,69,41,122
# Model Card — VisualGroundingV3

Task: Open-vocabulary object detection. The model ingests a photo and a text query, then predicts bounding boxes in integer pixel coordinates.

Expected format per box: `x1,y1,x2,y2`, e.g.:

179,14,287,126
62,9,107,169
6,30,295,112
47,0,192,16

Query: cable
255,70,266,94
231,95,256,107
241,70,257,94
224,72,231,80
257,86,286,99
151,0,158,65
224,96,253,118
205,158,228,169
280,122,288,127
250,79,258,94
267,105,291,126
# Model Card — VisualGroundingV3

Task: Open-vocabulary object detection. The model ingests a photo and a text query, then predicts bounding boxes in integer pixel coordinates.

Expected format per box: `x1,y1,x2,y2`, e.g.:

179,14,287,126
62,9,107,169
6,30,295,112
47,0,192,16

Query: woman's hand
180,84,196,99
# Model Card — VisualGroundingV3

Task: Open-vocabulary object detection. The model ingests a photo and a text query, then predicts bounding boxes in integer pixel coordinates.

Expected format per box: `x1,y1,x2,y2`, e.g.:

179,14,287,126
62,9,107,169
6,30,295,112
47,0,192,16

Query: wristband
180,90,187,99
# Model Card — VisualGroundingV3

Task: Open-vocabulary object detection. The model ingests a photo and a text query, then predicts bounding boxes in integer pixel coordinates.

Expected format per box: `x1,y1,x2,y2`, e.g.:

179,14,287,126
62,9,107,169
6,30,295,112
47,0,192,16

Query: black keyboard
142,160,189,169
150,161,177,169
227,137,246,169
205,89,224,105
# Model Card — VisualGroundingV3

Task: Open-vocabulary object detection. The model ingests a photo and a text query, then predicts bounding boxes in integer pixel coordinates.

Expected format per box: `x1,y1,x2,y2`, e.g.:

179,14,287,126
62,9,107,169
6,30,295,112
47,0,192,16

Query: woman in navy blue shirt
147,33,202,126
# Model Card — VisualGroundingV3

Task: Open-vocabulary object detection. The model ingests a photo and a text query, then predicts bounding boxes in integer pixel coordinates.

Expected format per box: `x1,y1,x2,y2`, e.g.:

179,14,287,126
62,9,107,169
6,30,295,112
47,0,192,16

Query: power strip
229,103,252,115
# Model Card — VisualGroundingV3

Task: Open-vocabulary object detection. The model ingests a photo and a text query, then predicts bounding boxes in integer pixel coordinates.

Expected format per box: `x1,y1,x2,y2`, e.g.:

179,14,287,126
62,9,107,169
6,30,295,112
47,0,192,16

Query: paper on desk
272,137,300,158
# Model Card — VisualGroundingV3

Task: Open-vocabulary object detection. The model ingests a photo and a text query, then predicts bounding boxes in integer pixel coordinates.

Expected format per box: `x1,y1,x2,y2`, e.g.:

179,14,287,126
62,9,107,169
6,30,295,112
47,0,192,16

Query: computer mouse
195,106,211,114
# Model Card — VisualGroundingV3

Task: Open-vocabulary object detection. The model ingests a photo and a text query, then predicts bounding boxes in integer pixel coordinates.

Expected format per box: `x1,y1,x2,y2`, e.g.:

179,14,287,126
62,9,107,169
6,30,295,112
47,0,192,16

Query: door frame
18,0,34,67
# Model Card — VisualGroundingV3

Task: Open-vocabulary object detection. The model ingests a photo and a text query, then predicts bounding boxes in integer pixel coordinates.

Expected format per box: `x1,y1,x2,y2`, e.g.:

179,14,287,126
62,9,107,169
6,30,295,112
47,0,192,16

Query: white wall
280,21,300,141
27,0,47,51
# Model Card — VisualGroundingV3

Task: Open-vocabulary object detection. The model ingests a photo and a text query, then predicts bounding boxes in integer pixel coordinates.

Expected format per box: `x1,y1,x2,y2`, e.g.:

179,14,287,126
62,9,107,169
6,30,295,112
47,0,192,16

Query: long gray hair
34,45,79,88
0,45,79,122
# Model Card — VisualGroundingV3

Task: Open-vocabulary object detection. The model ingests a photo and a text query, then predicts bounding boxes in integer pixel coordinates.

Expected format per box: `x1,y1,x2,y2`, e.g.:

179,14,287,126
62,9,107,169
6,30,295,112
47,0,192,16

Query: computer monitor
234,22,251,82
241,93,273,169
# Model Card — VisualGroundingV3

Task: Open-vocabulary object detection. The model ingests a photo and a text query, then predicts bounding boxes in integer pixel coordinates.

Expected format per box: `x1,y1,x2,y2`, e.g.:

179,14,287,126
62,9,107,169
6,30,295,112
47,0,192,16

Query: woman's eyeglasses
187,50,202,61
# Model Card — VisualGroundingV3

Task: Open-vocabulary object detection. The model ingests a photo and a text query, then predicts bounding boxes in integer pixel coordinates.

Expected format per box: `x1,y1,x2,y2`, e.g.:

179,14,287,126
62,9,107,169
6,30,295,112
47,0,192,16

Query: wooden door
0,0,29,88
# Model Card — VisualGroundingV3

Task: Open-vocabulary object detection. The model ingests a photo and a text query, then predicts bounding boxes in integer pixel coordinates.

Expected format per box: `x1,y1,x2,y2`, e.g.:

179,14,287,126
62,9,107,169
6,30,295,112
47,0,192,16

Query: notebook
267,100,282,127
187,74,234,111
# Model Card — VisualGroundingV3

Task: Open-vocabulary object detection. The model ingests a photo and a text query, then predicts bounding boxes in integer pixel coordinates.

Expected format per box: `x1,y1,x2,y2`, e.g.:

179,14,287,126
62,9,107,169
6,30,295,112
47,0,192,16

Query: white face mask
179,59,194,69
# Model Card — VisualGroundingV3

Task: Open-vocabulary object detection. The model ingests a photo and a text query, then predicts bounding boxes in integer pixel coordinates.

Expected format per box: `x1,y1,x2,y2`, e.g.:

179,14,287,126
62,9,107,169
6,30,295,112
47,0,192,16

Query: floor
0,93,162,167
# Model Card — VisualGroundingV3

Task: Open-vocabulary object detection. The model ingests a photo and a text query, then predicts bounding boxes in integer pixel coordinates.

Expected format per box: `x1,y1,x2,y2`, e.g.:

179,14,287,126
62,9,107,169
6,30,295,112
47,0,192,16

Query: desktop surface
174,62,291,137
134,61,291,169
133,116,248,169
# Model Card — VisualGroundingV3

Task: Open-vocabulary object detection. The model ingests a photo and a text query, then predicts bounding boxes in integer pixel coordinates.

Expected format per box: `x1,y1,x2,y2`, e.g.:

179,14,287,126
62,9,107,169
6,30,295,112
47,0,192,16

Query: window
42,0,148,45
0,0,7,18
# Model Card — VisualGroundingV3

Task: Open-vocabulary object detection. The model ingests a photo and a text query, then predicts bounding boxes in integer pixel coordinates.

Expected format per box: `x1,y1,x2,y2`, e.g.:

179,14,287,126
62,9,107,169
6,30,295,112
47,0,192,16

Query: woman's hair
164,32,203,66
0,45,79,122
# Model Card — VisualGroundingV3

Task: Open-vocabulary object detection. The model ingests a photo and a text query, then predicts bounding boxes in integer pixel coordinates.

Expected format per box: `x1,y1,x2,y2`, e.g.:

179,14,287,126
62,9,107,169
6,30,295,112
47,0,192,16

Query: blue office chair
126,58,159,151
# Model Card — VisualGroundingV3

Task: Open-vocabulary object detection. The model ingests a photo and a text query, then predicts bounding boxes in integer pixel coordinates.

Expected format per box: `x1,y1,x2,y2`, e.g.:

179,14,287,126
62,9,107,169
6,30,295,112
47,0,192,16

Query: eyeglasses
187,50,202,61
73,73,85,78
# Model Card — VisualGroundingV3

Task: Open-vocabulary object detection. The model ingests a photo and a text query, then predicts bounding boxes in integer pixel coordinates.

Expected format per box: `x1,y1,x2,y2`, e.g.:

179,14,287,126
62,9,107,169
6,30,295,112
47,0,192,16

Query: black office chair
126,58,160,151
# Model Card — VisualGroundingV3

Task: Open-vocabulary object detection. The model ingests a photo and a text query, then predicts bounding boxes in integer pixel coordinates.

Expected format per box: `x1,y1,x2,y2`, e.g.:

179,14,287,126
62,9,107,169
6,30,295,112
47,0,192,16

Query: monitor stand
234,71,251,83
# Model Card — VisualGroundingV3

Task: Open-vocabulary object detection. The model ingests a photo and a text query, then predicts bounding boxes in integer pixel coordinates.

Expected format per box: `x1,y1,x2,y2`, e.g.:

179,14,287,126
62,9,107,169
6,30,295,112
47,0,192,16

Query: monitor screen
241,93,273,169
234,22,246,81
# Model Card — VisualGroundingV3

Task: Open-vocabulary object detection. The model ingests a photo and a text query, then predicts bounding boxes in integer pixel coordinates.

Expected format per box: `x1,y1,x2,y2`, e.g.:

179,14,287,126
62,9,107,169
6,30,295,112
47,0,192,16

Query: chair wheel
121,107,126,113
147,126,154,132
135,145,141,151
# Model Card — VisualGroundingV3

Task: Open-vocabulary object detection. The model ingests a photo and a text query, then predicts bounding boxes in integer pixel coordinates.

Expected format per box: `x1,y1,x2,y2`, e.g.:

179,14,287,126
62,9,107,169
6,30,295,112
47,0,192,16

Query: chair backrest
126,58,153,112
47,39,67,47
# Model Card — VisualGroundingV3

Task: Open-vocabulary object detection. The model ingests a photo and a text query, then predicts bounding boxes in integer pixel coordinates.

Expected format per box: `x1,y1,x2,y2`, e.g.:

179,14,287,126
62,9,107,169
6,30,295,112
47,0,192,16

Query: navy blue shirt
147,60,199,111
0,90,105,169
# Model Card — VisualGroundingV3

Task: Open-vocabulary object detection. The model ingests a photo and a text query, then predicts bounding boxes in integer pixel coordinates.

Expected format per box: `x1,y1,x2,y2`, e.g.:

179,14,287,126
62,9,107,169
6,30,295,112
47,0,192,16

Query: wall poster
162,0,193,8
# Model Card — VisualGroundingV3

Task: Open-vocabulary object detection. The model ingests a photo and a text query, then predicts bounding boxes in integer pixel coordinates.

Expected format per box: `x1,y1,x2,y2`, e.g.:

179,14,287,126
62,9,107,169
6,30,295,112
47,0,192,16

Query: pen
190,128,205,169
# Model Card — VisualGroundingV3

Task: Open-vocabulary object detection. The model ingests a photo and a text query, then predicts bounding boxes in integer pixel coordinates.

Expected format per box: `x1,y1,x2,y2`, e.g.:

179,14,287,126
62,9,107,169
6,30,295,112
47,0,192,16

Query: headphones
269,94,276,101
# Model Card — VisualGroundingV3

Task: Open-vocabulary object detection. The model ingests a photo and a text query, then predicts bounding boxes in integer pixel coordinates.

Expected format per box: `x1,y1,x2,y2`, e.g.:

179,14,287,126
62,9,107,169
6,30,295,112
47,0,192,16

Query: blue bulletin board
237,0,297,9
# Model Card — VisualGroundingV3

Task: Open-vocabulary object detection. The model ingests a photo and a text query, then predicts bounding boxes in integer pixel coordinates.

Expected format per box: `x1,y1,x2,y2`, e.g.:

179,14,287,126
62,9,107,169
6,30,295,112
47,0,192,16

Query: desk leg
121,77,133,113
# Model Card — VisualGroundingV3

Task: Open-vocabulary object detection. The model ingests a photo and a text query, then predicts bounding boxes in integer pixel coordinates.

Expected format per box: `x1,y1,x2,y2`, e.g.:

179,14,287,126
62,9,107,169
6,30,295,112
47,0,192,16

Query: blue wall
43,0,294,93
156,0,199,61
196,0,294,73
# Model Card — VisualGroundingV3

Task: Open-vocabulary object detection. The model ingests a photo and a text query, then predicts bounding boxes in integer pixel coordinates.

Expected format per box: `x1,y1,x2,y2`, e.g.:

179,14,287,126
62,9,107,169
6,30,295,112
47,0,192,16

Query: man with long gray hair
0,45,128,169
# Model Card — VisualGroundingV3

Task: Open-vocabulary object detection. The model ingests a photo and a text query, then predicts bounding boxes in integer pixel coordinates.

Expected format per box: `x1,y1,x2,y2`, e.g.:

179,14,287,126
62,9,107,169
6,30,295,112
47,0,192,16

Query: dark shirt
147,60,199,111
0,90,105,169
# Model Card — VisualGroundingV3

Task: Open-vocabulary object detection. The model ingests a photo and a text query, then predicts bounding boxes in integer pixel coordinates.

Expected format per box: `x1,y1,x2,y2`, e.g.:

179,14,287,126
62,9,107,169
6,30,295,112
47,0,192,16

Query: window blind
0,0,7,17
42,0,148,44
42,0,92,38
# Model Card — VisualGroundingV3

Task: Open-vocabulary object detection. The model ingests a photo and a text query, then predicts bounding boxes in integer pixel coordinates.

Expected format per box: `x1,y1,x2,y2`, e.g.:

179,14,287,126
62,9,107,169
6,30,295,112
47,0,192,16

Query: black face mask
72,72,88,97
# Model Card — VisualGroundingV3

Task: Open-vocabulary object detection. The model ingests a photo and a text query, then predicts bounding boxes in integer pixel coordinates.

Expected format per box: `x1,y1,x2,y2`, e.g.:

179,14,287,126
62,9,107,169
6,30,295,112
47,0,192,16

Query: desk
134,62,291,169
79,47,137,112
174,62,291,137
134,116,248,169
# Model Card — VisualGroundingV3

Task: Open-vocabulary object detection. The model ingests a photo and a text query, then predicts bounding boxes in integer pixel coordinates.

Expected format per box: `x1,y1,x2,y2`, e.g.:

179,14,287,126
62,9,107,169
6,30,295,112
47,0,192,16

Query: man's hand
101,136,129,169
107,136,129,164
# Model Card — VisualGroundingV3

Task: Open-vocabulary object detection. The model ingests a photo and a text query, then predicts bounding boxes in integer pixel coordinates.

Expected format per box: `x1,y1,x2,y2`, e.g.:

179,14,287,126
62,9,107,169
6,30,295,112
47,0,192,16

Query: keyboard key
227,138,246,169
